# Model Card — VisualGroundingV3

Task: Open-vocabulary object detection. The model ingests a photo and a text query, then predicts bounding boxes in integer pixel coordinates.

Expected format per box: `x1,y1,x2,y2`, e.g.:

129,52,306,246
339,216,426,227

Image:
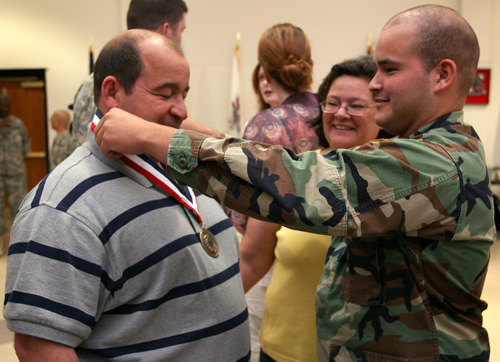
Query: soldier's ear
101,76,121,109
157,22,172,37
432,59,457,94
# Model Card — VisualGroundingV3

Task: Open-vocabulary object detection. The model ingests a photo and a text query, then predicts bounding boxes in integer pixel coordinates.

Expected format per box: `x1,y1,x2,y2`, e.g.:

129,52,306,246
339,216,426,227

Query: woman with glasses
240,57,387,362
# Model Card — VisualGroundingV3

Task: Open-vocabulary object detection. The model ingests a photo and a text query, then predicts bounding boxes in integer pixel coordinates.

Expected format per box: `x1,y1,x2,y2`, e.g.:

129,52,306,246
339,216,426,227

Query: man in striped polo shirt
4,30,250,362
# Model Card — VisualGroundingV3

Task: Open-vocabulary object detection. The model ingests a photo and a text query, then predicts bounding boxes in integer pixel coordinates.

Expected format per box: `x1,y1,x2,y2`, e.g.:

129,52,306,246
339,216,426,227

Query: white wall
0,0,124,143
1,0,498,165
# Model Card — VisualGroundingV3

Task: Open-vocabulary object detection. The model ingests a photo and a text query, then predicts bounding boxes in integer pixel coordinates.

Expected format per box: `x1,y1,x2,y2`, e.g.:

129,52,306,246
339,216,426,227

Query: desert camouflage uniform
49,130,73,171
166,111,495,362
0,115,31,234
72,73,96,148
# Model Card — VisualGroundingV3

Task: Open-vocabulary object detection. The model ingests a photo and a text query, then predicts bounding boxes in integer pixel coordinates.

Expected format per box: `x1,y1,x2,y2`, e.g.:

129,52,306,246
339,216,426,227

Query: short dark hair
387,5,479,99
309,57,383,148
93,32,144,105
127,0,188,32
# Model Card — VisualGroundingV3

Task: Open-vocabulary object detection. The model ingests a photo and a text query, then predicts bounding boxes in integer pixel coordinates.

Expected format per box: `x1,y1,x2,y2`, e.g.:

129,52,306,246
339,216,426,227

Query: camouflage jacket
49,130,73,171
72,73,97,149
0,115,31,177
167,111,495,361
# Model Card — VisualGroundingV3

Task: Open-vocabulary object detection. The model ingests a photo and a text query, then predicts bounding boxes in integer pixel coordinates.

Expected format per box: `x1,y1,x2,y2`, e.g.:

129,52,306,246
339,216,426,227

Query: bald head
93,29,184,105
50,109,71,133
385,5,479,99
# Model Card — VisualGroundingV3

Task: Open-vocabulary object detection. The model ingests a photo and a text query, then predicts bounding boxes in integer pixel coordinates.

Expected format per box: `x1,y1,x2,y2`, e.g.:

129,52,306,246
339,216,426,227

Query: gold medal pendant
200,227,219,258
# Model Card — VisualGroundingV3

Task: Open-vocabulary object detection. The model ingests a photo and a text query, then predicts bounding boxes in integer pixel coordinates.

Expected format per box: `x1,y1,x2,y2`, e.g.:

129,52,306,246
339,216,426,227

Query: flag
89,36,94,74
367,31,373,55
227,33,241,136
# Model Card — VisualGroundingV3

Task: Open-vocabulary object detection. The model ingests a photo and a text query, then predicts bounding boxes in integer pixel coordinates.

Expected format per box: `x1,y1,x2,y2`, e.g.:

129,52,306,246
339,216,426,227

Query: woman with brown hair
236,23,321,362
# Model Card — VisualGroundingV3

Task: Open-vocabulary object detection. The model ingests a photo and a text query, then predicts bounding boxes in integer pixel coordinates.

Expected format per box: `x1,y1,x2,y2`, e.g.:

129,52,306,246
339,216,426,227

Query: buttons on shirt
178,157,188,169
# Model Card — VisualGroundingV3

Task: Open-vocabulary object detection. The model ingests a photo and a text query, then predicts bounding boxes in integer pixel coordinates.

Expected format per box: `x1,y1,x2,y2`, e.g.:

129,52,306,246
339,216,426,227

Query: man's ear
433,59,457,94
101,76,121,109
156,22,171,37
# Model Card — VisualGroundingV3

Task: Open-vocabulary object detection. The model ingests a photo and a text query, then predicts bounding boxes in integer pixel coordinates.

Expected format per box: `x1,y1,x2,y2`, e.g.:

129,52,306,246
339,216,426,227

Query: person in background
0,94,31,257
71,0,188,149
253,64,280,112
241,57,384,362
232,24,320,362
49,109,73,171
230,23,320,234
242,63,280,362
4,29,250,362
94,5,495,361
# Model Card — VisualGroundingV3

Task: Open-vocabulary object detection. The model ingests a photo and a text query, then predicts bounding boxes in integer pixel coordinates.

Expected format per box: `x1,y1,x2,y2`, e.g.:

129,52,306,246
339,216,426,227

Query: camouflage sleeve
19,118,31,157
72,74,97,149
50,131,74,171
167,128,483,240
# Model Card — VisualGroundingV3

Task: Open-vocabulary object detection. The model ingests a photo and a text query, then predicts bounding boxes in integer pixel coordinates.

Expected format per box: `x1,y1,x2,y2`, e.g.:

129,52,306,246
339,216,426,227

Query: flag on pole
367,31,373,55
89,36,94,74
227,33,241,136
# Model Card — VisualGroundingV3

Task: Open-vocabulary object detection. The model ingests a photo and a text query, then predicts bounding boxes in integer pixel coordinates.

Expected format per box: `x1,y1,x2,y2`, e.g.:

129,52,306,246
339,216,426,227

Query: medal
200,226,219,258
91,111,221,258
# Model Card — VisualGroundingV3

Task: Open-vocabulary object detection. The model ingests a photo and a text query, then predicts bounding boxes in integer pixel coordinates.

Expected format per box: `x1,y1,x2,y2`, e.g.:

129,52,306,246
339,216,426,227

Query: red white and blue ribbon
91,111,203,223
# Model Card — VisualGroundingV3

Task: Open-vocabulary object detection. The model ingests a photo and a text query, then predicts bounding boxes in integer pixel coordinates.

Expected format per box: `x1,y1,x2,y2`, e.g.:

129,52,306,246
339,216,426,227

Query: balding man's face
117,38,190,129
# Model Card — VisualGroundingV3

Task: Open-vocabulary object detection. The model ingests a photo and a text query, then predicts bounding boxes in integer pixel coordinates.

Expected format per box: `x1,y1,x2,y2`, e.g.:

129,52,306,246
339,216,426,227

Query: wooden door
0,69,49,195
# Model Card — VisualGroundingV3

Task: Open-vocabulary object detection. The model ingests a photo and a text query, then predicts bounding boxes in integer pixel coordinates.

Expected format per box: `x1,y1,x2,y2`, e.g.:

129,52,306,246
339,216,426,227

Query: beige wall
1,0,498,165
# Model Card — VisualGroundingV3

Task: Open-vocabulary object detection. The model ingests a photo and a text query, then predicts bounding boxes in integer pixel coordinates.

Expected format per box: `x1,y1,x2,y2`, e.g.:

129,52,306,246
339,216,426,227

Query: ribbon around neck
91,111,203,223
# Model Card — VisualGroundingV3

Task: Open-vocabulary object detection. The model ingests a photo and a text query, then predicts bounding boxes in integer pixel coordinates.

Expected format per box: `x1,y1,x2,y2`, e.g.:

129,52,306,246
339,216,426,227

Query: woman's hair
251,64,270,112
309,56,391,148
258,23,313,94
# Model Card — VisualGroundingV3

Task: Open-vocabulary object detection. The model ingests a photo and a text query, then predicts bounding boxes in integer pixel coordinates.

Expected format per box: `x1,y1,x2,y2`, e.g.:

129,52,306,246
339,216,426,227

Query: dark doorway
0,69,49,193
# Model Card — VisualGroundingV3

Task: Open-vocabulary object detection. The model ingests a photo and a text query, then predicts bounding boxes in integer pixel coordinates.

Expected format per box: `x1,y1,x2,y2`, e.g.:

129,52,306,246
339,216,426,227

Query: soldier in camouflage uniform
0,94,31,256
49,109,74,171
94,5,495,361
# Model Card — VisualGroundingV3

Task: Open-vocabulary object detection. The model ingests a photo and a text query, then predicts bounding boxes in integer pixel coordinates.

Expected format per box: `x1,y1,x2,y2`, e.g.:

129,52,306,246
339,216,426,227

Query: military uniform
49,129,73,171
0,115,31,235
166,111,495,361
72,73,97,149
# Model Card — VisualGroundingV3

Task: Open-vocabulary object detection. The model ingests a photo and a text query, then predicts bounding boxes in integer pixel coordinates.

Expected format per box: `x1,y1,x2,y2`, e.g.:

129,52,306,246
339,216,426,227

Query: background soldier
0,94,31,257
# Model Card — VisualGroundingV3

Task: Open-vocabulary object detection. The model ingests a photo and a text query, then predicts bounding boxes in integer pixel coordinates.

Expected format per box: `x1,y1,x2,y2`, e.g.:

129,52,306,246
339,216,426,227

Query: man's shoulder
8,115,24,124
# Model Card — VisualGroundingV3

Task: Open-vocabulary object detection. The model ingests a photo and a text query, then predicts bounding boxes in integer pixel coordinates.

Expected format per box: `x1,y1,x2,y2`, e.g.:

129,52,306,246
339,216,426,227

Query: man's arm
95,108,463,240
93,108,345,235
94,108,177,163
14,333,79,362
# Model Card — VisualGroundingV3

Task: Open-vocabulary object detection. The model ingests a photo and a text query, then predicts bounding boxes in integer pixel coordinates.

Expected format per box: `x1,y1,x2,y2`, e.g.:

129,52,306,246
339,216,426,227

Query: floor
0,228,499,361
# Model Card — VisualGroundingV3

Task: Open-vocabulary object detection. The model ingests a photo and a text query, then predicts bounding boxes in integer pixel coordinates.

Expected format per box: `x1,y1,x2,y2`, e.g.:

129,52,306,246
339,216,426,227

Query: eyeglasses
320,101,375,116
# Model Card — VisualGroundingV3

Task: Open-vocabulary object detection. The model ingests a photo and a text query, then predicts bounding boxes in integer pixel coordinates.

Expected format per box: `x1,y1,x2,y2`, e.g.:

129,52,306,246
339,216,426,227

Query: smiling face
322,75,380,150
369,22,434,137
257,66,280,108
117,38,190,129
